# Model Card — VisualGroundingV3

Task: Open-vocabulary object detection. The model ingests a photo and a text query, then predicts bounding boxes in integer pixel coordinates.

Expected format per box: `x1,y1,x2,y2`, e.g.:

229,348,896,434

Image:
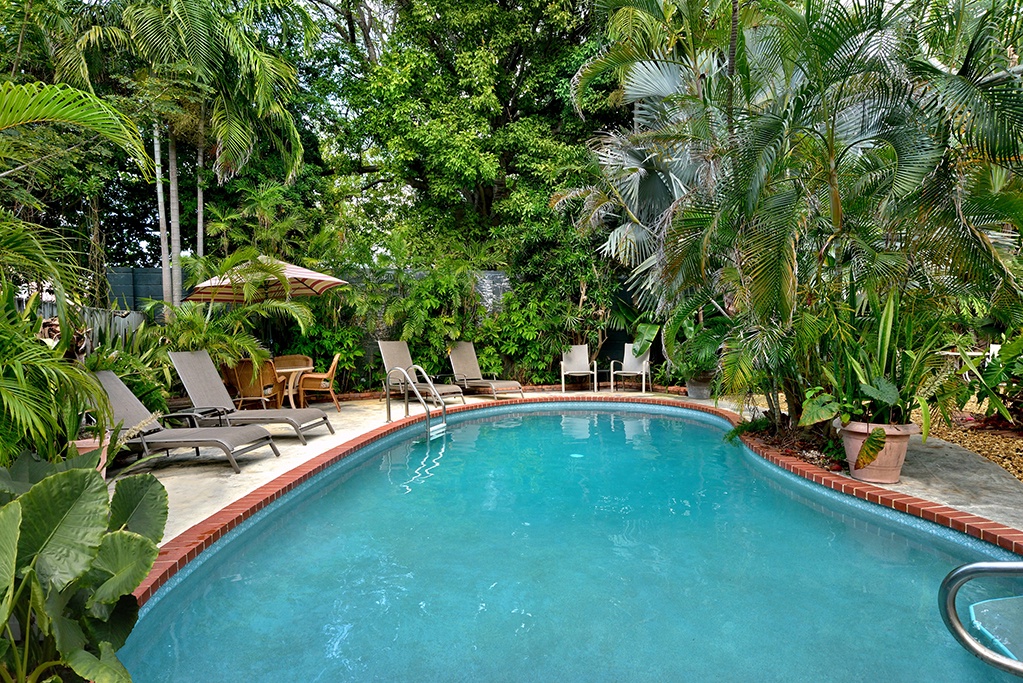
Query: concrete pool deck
120,391,1023,578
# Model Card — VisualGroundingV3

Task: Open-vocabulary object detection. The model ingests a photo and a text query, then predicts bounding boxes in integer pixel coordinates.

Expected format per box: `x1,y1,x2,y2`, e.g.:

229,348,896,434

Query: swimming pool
120,403,1021,681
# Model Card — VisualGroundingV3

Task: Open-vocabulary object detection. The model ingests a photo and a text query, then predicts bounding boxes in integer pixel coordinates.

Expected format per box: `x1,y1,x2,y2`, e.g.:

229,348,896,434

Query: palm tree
565,0,736,311
120,0,311,303
580,0,1023,423
677,0,1023,420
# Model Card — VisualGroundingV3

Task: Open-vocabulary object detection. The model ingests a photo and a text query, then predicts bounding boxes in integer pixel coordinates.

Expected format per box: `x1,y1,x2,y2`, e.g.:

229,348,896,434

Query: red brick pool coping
134,396,1023,605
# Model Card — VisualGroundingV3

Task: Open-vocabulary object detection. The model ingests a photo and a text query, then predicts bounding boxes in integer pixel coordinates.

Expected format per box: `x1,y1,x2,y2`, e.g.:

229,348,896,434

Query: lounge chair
169,351,335,444
561,344,598,392
610,343,651,393
297,353,342,412
378,341,464,405
448,341,523,399
95,370,280,473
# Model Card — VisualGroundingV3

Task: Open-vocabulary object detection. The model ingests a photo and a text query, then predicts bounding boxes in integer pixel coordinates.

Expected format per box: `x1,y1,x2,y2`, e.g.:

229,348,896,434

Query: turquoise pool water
121,404,1021,682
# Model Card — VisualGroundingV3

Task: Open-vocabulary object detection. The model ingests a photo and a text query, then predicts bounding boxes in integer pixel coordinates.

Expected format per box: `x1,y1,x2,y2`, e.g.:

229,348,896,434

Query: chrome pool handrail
384,366,447,438
939,561,1023,677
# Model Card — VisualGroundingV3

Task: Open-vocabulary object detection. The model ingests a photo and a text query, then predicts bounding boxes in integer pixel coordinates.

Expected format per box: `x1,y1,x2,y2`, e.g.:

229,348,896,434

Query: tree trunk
169,132,182,306
154,122,172,304
196,110,205,258
88,195,107,307
726,0,738,139
11,0,32,78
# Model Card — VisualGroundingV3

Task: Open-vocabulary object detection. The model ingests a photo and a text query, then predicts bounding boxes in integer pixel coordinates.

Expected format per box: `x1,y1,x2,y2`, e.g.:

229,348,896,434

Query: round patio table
275,364,313,409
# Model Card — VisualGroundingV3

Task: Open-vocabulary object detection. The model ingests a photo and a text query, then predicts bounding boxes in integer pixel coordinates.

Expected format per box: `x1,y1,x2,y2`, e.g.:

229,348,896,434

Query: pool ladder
384,366,447,439
939,561,1023,677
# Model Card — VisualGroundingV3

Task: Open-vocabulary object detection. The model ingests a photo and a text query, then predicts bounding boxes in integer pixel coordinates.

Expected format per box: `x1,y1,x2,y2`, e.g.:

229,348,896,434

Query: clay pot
684,373,714,400
833,419,920,484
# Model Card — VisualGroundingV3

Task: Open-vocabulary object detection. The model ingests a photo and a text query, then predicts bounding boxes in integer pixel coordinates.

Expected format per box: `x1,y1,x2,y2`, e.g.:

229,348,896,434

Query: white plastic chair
560,344,598,392
610,344,651,393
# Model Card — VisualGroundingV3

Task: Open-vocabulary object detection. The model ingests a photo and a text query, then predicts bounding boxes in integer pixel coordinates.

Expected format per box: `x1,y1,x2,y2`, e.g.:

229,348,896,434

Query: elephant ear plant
798,291,1006,469
0,448,168,683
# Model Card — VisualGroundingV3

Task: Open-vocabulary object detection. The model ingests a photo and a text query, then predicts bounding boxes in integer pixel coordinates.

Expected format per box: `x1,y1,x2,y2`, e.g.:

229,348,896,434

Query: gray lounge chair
169,351,335,444
561,344,598,392
95,371,279,473
448,341,523,399
378,341,464,405
610,343,651,393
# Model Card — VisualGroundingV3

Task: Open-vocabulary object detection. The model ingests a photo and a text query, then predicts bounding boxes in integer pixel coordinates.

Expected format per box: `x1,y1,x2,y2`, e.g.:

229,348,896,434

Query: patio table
275,364,314,409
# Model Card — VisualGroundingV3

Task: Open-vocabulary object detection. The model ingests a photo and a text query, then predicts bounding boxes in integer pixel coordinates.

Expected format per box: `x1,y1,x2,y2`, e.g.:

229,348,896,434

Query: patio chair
95,370,280,474
561,344,597,392
448,341,523,399
230,359,286,409
274,354,313,371
378,341,464,405
610,343,651,393
297,353,342,412
169,351,335,444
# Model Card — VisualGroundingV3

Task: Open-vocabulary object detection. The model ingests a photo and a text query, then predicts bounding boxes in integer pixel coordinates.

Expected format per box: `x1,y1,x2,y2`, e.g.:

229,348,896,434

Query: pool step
970,595,1023,661
429,422,447,440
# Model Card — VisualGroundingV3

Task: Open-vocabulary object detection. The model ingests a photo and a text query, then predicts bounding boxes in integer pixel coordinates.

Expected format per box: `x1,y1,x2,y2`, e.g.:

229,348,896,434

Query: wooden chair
230,359,286,409
298,353,342,412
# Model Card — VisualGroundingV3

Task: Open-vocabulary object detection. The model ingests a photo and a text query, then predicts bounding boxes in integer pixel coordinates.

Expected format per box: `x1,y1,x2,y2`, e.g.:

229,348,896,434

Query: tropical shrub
796,292,995,467
382,266,482,378
85,322,171,415
0,285,109,466
276,322,364,393
0,450,168,683
477,287,576,384
976,336,1023,422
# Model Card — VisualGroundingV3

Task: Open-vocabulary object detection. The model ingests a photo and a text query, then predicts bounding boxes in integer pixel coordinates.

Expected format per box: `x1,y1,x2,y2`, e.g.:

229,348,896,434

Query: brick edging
133,396,1023,605
332,384,689,401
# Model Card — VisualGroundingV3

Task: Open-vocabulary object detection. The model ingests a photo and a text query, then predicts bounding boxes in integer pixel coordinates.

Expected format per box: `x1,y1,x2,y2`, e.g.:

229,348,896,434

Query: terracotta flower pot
833,419,920,484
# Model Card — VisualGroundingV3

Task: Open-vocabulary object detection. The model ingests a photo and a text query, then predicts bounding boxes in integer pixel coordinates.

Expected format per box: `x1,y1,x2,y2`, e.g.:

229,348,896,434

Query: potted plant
799,292,995,483
678,351,718,399
672,321,725,400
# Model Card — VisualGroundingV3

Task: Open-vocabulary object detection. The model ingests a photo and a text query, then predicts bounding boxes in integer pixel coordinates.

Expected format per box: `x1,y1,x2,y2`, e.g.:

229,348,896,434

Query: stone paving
114,391,1023,545
883,435,1023,531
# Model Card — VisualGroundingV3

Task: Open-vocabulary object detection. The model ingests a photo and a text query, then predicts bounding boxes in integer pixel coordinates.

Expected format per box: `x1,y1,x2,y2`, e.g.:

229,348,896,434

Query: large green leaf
797,391,840,426
0,501,20,623
633,323,660,356
108,474,168,543
46,585,88,656
29,568,50,636
83,594,139,651
859,377,899,407
855,427,888,470
87,531,159,607
17,469,108,590
66,641,131,683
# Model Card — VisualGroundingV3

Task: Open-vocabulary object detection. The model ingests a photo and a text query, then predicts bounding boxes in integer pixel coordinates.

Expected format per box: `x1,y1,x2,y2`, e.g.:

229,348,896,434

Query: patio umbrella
185,257,347,303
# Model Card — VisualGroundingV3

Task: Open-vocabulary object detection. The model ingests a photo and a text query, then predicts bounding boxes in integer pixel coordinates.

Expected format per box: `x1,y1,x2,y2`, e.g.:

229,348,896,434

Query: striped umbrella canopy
185,257,347,303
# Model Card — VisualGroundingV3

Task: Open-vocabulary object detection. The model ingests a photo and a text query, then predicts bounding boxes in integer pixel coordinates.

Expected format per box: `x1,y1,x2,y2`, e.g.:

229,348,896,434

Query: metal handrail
939,561,1023,677
383,366,447,438
406,365,448,430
